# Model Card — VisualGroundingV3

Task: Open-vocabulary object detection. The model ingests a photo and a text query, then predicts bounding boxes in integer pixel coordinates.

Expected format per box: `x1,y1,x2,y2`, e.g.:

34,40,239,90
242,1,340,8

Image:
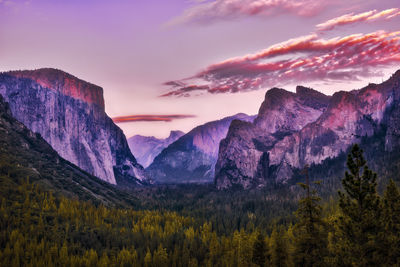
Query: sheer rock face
215,86,331,189
0,69,148,185
147,113,255,184
128,130,185,168
7,68,105,110
215,70,400,189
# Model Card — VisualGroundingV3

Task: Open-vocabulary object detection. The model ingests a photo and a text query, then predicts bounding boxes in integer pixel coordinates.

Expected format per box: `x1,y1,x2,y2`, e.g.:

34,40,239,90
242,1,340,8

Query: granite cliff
0,68,148,185
215,70,400,189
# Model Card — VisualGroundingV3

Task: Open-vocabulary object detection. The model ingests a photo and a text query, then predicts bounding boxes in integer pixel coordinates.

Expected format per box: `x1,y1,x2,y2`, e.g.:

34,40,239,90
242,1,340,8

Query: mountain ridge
147,113,256,184
215,69,400,189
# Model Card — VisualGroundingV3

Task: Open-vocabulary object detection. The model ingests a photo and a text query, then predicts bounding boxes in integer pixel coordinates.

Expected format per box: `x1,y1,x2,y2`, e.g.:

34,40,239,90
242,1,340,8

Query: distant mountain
0,68,149,186
215,70,400,189
128,131,185,168
147,113,255,184
0,94,138,207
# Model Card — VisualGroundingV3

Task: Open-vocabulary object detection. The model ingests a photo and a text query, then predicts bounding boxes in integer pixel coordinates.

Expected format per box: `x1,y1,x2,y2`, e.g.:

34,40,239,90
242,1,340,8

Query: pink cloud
162,30,400,97
166,0,327,26
112,114,196,123
316,8,400,31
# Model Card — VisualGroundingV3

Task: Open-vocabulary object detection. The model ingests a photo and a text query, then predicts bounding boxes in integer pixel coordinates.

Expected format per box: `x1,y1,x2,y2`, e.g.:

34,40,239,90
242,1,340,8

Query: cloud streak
112,114,196,123
166,0,327,26
162,30,400,97
316,8,400,31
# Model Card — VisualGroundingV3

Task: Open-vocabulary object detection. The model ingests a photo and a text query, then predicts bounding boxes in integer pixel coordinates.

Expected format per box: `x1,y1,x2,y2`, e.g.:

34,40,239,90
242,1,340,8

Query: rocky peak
6,68,105,110
253,86,329,132
168,130,185,141
296,85,331,109
128,130,185,168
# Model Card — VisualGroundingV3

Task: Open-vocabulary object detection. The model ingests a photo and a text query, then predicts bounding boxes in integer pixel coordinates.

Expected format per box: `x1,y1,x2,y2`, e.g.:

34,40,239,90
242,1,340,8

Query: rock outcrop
147,113,255,184
215,86,331,189
128,130,184,168
0,68,148,185
215,70,400,189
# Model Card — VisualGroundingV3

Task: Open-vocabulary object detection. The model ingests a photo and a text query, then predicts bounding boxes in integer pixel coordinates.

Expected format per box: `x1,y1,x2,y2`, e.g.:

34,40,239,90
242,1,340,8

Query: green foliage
380,179,400,265
1,115,400,267
293,180,327,266
252,231,266,267
335,144,381,266
269,225,289,267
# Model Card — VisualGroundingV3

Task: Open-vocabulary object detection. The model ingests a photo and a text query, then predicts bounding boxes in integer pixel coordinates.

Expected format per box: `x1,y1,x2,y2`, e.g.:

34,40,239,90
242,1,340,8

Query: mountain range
1,67,399,191
146,113,255,183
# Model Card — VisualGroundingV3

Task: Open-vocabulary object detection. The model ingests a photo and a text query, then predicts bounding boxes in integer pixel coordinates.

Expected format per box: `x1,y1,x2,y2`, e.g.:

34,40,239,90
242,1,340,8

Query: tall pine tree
293,165,327,267
336,144,381,266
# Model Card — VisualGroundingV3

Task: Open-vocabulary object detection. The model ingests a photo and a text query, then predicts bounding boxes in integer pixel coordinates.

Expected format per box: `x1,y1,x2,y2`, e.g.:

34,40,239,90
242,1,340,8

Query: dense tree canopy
1,144,399,266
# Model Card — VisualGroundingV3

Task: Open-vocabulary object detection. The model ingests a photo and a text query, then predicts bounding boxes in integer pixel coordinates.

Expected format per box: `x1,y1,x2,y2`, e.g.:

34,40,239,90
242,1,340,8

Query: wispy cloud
166,0,326,26
162,30,400,97
317,8,400,31
112,114,196,123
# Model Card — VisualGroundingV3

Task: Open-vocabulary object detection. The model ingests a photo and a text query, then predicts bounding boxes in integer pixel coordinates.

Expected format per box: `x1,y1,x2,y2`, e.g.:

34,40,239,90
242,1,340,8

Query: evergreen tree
380,179,400,265
293,168,327,267
153,244,168,267
336,144,381,266
144,248,152,267
270,226,289,267
252,231,266,267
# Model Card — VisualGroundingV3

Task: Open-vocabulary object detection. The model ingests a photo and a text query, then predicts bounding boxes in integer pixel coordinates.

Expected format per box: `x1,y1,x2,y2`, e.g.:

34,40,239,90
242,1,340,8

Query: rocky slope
0,94,138,207
0,68,148,186
128,130,185,168
215,70,400,189
215,86,331,189
147,113,255,183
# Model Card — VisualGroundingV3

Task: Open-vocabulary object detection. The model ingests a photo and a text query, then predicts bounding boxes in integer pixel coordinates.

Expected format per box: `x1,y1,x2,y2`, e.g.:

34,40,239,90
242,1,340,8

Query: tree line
0,144,399,266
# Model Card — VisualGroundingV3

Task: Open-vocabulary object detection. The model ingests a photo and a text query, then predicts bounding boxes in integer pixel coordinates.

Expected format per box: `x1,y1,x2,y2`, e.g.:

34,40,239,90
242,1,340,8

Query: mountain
0,94,138,207
147,113,256,184
128,130,185,168
0,68,149,186
215,70,400,189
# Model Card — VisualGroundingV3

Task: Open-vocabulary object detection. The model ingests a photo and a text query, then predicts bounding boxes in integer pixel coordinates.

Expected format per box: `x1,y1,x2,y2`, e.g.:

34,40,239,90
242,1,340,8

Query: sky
1,0,399,138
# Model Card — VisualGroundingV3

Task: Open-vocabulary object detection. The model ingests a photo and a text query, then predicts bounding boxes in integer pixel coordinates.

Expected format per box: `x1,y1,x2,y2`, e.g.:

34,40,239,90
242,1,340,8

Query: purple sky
1,0,399,138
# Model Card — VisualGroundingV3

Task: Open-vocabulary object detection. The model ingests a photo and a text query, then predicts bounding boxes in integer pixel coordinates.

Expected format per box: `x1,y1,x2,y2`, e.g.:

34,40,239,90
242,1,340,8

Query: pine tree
144,248,152,267
293,166,327,267
380,179,400,265
336,144,381,266
270,225,288,267
153,244,168,267
252,231,266,267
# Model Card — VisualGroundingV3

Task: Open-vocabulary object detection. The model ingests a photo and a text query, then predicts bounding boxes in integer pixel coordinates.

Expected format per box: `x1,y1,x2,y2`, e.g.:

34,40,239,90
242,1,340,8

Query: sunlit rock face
0,69,148,185
215,70,400,189
215,86,331,189
147,113,255,184
128,130,185,168
7,68,105,110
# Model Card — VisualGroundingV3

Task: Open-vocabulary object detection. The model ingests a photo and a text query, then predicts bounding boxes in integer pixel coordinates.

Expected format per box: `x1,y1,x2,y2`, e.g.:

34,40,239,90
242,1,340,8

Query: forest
0,144,399,266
